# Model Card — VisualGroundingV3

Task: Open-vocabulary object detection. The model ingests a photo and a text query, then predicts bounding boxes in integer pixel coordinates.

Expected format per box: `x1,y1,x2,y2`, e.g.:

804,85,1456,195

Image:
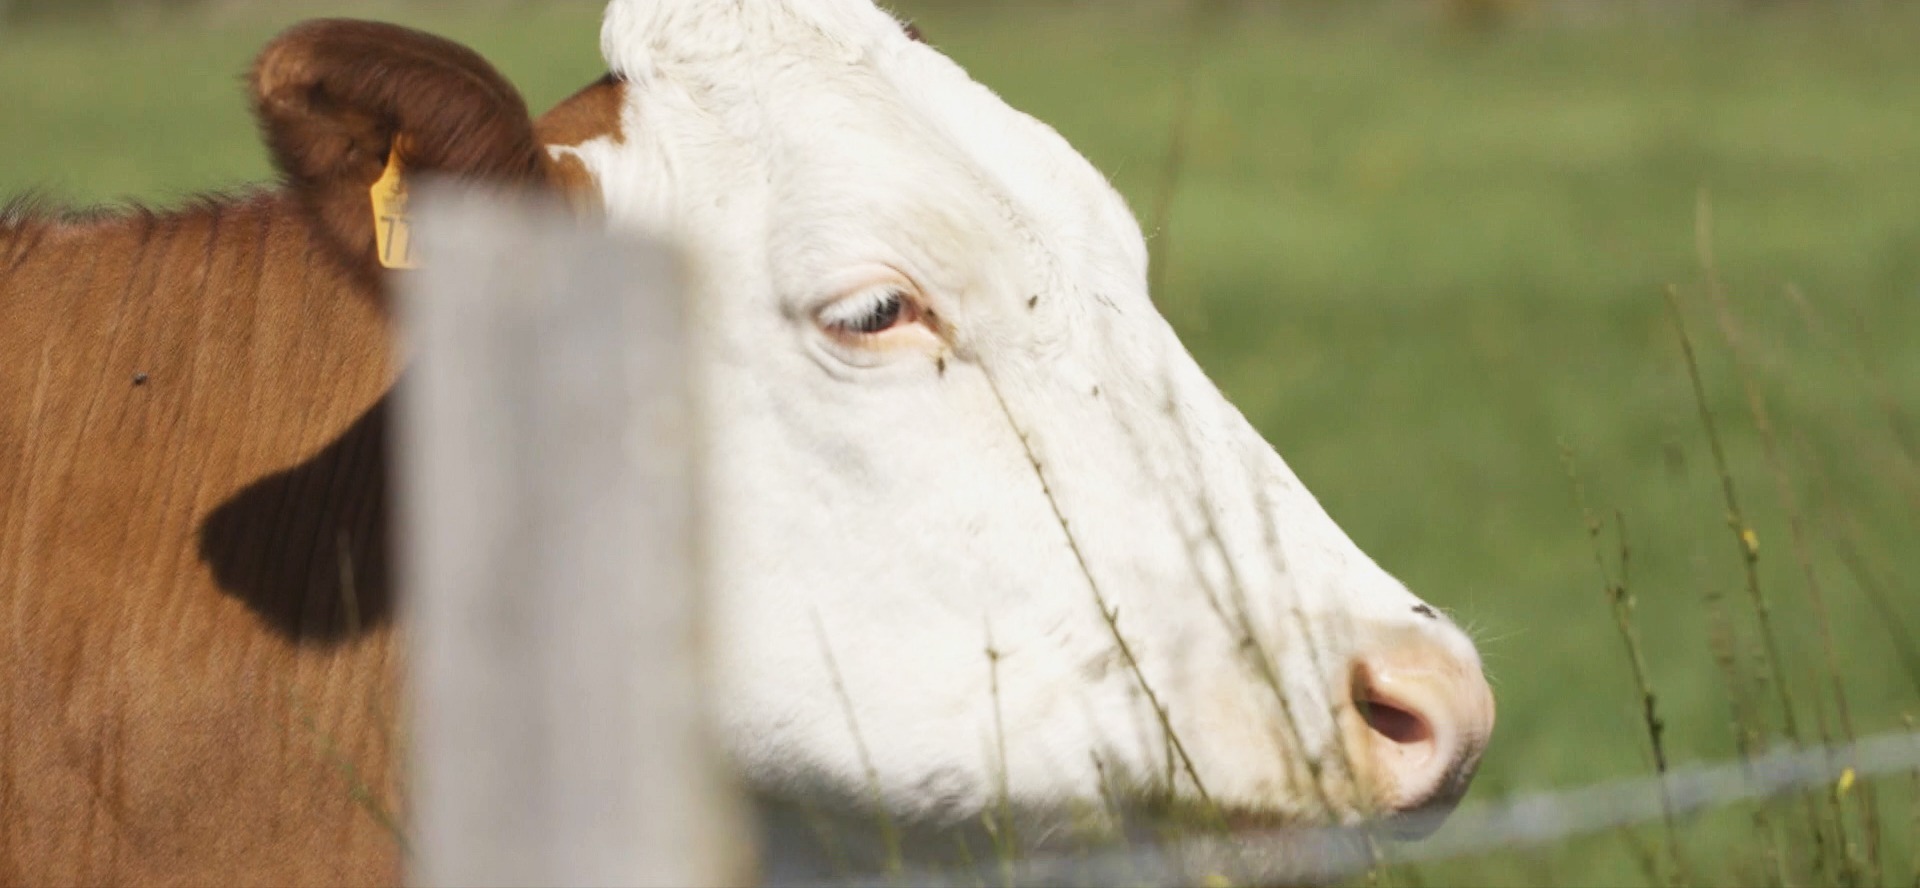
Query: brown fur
0,20,623,887
534,73,630,215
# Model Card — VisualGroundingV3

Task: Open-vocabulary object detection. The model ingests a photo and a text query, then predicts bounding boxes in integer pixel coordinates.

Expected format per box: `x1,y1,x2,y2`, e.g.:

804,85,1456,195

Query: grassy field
5,1,1918,885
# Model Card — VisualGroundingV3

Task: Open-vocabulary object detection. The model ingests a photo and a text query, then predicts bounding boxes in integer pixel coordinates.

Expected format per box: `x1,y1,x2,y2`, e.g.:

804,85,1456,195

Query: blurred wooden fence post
396,189,741,887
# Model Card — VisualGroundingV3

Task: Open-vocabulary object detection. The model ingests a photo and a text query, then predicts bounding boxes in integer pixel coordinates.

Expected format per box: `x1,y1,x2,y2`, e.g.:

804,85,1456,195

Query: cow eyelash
819,287,919,340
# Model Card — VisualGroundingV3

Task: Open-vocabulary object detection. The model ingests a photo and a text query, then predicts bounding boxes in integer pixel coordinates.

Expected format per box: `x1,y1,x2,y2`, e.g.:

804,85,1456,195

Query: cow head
250,1,1494,845
553,0,1496,839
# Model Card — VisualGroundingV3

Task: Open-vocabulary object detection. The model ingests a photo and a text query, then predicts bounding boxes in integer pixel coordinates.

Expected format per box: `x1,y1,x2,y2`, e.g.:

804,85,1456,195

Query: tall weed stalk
1694,194,1876,885
1665,281,1830,884
1561,446,1692,886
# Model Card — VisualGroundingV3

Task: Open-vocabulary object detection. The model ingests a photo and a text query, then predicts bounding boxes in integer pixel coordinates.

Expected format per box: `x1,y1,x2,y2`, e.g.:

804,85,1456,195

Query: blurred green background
5,1,1917,885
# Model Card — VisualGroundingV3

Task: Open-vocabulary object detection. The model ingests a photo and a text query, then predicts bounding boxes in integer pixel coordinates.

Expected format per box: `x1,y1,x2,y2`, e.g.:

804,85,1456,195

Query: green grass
6,2,1918,885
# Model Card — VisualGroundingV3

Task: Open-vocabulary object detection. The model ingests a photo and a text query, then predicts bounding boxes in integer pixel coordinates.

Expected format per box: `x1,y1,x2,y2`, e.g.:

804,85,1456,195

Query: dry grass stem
1143,0,1361,832
810,613,905,876
1694,207,1875,885
1781,284,1919,470
1144,0,1219,311
1702,573,1782,882
1786,430,1920,705
983,624,1019,879
1560,445,1691,885
1144,390,1357,837
1665,276,1828,882
981,370,1223,826
1151,378,1349,821
290,690,409,856
1826,531,1920,704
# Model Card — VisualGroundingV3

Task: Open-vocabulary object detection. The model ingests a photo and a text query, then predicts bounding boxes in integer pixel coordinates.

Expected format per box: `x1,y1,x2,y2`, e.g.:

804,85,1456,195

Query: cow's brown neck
0,184,403,884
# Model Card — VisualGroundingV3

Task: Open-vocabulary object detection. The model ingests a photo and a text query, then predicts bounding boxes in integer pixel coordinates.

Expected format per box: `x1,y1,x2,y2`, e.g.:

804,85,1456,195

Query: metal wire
796,729,1920,888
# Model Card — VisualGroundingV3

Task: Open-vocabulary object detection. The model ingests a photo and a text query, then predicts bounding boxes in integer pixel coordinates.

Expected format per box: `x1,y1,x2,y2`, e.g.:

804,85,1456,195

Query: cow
0,2,1495,885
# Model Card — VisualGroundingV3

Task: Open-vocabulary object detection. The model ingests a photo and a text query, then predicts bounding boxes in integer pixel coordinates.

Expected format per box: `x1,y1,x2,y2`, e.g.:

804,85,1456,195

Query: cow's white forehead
597,0,1151,315
603,0,906,70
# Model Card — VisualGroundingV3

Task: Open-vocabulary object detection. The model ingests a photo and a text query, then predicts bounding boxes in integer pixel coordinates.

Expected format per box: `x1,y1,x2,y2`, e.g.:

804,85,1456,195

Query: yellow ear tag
370,145,419,270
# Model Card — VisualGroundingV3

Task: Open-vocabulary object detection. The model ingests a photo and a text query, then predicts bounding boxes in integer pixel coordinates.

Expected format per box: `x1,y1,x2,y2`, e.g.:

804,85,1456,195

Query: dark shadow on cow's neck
198,392,394,645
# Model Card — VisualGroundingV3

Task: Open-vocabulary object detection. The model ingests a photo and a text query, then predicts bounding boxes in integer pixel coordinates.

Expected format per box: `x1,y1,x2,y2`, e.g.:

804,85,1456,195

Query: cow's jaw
557,0,1494,837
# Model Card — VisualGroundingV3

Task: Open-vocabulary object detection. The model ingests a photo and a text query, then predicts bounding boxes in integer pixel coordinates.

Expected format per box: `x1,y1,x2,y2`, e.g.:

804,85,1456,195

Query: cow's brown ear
533,73,628,216
251,19,547,281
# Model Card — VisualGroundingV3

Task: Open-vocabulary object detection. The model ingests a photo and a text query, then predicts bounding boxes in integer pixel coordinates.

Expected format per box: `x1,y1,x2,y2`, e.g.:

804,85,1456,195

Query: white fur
566,0,1486,826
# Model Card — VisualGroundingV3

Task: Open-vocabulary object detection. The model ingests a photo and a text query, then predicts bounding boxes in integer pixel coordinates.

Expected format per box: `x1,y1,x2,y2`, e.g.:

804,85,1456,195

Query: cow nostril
1351,665,1439,769
1357,694,1432,749
1343,638,1494,831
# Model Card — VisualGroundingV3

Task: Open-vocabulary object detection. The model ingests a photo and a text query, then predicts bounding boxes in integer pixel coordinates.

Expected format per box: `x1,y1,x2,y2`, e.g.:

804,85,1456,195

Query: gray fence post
396,189,741,887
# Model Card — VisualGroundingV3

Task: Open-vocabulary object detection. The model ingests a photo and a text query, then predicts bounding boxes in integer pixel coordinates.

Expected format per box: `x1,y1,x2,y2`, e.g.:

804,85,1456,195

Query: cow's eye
809,275,943,369
817,286,923,342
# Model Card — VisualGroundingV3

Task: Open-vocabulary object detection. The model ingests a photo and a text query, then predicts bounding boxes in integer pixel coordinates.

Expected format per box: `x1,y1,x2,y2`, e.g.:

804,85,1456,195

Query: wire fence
809,729,1920,887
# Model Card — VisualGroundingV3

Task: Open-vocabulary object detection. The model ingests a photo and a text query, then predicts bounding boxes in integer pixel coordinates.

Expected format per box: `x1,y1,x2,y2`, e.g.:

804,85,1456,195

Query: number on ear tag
370,143,419,270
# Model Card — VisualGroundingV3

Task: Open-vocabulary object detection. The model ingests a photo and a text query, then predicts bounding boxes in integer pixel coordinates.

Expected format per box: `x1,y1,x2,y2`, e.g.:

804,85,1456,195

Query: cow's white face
560,0,1493,834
